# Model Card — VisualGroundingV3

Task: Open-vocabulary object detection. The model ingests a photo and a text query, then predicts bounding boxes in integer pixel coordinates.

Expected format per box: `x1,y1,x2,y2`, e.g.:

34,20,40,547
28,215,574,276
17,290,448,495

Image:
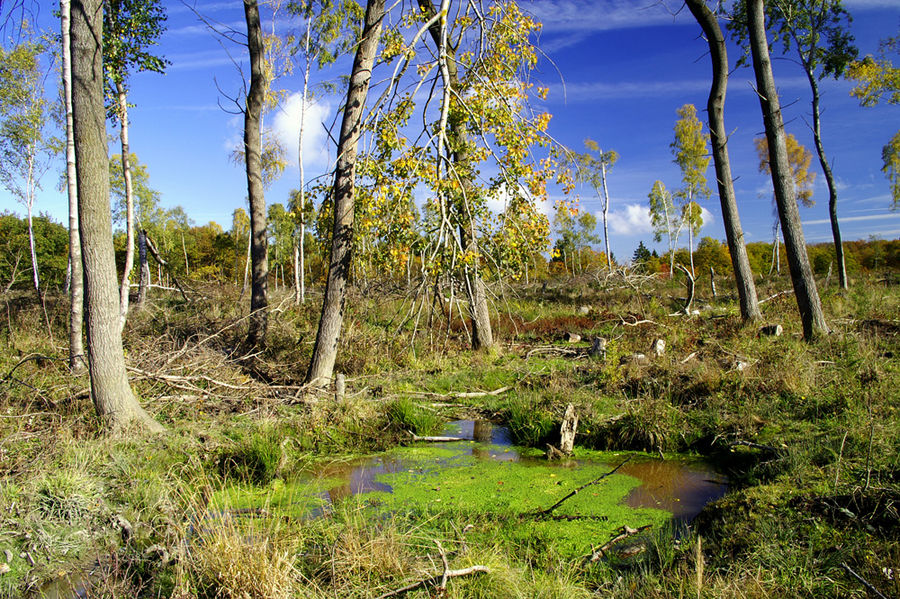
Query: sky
4,0,900,264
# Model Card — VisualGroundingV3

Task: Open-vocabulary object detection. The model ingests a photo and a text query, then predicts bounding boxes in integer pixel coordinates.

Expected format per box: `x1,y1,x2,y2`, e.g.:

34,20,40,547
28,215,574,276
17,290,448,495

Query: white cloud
699,206,714,229
607,203,652,235
803,212,900,226
549,76,810,103
603,203,713,236
270,93,333,173
525,0,678,33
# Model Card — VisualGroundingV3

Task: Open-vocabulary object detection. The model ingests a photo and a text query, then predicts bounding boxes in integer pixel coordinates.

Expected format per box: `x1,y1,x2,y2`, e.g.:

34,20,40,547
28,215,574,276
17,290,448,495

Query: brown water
315,420,727,522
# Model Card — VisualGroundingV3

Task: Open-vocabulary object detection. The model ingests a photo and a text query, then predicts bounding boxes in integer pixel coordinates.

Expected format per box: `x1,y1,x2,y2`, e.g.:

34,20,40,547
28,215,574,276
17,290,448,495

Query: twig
840,562,889,599
536,456,633,516
374,539,489,599
759,289,791,305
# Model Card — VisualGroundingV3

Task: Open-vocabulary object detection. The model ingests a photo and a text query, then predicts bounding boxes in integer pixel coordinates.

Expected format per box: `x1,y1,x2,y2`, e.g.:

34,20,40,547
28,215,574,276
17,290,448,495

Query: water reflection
315,420,727,524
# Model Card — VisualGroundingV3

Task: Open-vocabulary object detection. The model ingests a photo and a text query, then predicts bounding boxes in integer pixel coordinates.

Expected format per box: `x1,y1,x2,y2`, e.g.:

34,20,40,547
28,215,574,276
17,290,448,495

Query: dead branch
731,439,781,453
583,524,653,563
403,386,512,400
536,456,633,516
675,264,695,315
409,432,463,443
374,539,489,599
759,289,791,305
840,562,890,599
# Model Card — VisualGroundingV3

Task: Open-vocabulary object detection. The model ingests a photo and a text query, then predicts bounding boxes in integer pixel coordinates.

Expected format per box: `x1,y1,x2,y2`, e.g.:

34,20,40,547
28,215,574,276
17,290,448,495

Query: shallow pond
214,420,727,556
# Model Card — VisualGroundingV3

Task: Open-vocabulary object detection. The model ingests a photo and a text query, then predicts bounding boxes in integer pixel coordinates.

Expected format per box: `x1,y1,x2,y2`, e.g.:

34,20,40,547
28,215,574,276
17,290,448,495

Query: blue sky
7,0,900,263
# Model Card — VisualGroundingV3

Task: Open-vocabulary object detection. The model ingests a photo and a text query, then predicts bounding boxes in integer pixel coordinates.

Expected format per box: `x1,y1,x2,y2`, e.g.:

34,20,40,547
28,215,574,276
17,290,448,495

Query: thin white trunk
181,231,189,276
26,153,39,291
117,84,134,333
599,149,612,271
296,20,312,304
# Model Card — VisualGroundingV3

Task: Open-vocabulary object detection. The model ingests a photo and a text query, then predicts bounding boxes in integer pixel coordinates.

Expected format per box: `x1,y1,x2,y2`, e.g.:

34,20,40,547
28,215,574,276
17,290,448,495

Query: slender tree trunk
70,0,161,433
747,0,828,340
26,170,39,292
136,229,148,305
296,19,312,305
306,0,385,385
241,228,251,298
244,0,269,347
181,231,189,276
806,73,847,289
293,241,300,303
116,83,134,333
685,0,761,321
599,154,612,271
419,0,493,350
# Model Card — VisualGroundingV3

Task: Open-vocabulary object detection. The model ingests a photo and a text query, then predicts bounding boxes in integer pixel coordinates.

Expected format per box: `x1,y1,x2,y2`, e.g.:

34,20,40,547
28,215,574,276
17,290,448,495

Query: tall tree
684,0,760,321
731,0,858,290
671,103,711,278
648,180,682,277
570,139,617,272
243,0,269,347
286,0,362,304
846,36,900,208
70,0,162,432
0,32,57,298
103,0,168,330
746,0,828,340
306,0,385,386
60,0,85,372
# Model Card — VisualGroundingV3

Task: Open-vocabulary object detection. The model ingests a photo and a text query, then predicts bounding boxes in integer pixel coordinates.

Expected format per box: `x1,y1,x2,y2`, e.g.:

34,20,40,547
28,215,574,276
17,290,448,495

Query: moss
364,446,670,559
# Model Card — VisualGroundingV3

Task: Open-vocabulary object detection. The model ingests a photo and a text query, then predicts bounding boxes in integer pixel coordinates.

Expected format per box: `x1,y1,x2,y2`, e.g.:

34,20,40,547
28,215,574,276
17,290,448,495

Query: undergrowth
0,272,897,598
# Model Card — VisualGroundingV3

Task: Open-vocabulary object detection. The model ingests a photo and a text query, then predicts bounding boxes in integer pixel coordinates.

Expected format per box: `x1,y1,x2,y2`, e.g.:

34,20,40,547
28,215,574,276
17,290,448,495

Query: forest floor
0,270,898,598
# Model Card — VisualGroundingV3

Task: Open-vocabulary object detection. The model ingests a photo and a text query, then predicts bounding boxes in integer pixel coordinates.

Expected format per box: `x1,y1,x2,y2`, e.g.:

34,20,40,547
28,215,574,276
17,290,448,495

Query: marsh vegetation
1,267,897,598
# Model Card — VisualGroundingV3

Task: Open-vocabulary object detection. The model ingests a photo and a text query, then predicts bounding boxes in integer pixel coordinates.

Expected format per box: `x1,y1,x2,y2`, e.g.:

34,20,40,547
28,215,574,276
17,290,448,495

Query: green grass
0,272,897,597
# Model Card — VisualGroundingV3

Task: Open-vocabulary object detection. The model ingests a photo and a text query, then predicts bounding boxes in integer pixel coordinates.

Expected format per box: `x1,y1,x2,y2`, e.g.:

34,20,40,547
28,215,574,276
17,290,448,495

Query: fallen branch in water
374,540,489,599
536,455,633,516
584,524,653,563
408,432,464,443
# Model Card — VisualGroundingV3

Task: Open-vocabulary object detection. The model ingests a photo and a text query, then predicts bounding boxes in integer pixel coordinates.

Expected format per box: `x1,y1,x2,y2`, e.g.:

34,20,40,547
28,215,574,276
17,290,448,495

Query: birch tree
60,0,85,371
671,103,711,278
0,33,57,298
570,139,617,272
103,0,168,330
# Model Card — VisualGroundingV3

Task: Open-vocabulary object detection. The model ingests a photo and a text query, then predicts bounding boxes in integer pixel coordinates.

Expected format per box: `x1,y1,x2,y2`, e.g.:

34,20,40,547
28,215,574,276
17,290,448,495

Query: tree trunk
244,0,268,347
806,72,847,289
181,230,189,276
685,0,761,322
306,0,385,386
70,0,161,433
296,19,312,305
116,83,134,333
747,0,828,340
599,154,612,271
136,229,149,305
26,158,40,292
419,0,494,350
